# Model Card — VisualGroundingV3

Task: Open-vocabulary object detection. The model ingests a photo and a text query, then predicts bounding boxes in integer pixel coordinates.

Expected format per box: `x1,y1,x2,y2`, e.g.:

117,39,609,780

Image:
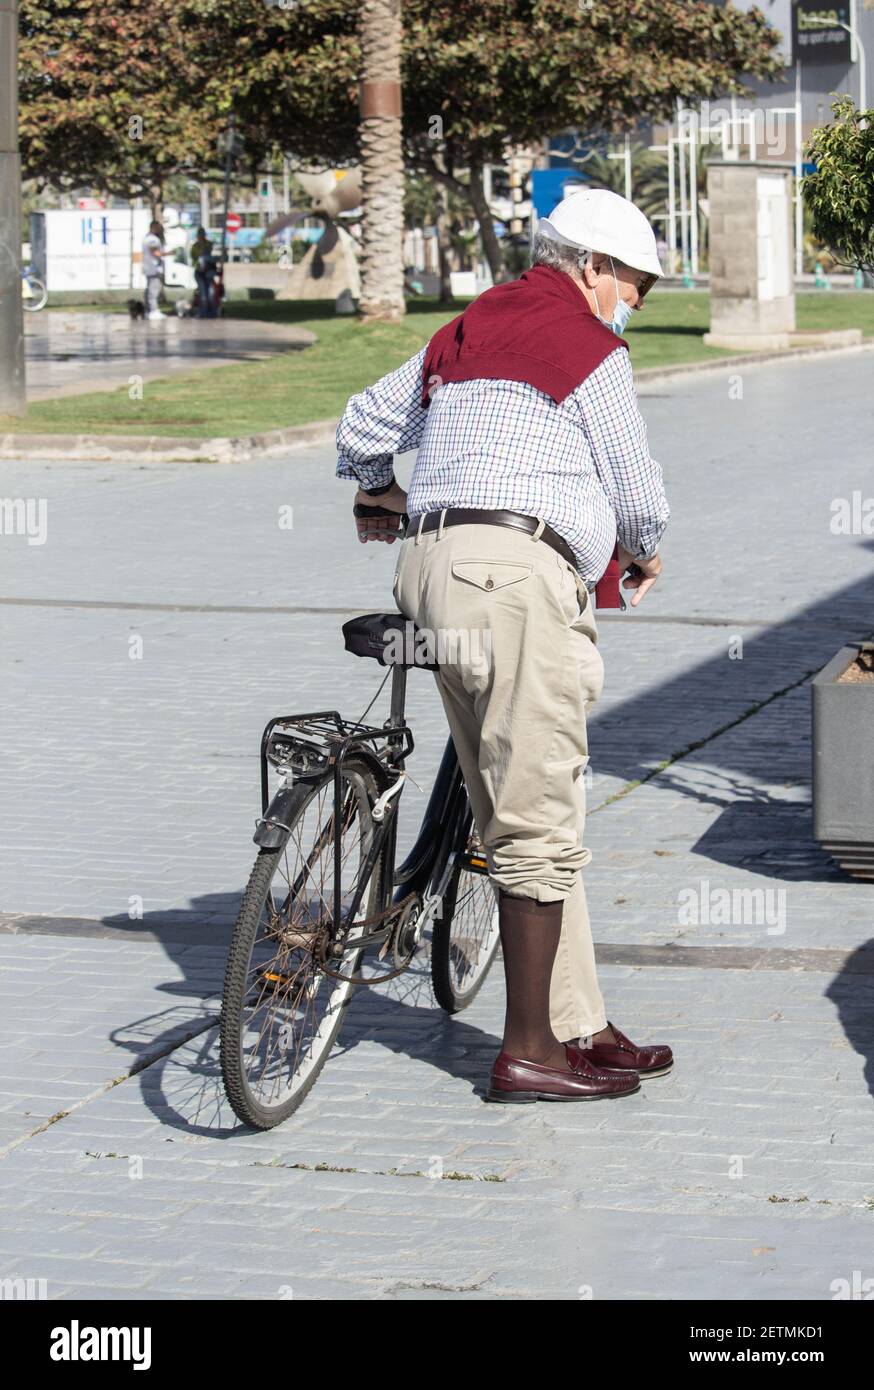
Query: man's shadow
825,946,874,1100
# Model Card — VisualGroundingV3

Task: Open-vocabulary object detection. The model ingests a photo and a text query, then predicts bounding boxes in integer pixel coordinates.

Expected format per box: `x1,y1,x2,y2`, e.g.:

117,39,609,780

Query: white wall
43,210,193,292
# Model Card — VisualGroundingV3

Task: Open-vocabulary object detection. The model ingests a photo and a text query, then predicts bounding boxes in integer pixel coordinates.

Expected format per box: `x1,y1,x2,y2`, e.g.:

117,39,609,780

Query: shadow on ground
104,893,500,1139
589,547,874,882
97,554,874,1131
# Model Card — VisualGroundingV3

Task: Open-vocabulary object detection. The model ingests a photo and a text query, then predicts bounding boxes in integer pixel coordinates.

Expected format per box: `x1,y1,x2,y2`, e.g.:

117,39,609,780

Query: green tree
803,97,874,274
20,0,784,282
188,0,784,282
18,0,222,213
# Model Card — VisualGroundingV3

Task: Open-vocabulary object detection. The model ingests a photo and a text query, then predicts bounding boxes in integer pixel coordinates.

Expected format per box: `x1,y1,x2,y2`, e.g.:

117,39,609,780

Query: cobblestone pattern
1,352,873,1298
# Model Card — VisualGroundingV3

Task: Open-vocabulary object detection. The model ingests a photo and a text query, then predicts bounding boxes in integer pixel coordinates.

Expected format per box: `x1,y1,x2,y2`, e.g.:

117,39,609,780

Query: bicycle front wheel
430,809,500,1014
220,758,385,1128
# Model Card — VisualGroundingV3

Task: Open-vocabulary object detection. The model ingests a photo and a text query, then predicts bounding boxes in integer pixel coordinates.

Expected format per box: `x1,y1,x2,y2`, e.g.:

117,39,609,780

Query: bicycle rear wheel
220,758,385,1128
430,806,500,1013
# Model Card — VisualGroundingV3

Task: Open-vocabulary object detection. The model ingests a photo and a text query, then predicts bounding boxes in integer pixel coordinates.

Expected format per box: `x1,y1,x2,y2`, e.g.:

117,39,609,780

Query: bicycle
220,609,500,1129
21,266,48,312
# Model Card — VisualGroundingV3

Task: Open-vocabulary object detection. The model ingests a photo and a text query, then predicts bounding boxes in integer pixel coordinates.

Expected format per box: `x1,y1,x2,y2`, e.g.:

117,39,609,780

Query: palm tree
560,141,672,223
358,0,405,321
404,172,476,301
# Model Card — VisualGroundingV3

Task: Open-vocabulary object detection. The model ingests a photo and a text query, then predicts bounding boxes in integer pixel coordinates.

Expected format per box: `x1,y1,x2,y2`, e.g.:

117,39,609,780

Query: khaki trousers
393,521,608,1040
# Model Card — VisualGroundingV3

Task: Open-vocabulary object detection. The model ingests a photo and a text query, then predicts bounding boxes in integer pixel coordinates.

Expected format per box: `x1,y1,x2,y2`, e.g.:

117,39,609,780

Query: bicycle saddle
342,613,438,670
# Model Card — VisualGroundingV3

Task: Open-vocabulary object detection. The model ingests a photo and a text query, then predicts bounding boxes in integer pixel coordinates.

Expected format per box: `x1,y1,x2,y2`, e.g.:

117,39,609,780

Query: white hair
531,232,629,279
530,230,587,274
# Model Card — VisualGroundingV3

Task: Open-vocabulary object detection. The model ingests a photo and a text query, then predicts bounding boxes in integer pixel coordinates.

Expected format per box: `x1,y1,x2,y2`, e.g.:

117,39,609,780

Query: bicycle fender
254,749,391,850
254,784,300,849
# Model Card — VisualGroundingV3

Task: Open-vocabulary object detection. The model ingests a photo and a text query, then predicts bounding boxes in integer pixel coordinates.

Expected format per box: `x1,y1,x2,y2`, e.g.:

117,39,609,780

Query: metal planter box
812,643,874,880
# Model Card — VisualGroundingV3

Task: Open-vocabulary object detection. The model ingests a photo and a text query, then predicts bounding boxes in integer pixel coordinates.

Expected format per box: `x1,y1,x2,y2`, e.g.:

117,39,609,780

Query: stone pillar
705,160,796,350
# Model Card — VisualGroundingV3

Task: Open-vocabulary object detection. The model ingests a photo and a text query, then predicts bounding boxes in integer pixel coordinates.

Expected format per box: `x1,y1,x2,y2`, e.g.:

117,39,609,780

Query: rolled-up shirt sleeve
336,347,428,488
573,348,670,559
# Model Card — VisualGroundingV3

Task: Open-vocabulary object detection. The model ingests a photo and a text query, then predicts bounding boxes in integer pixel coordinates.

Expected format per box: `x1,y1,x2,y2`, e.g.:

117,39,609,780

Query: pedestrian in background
190,226,216,318
142,220,167,321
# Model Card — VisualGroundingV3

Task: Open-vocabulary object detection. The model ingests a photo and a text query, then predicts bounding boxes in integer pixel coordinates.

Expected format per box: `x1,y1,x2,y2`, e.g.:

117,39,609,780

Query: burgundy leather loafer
486,1044,641,1103
575,1021,673,1078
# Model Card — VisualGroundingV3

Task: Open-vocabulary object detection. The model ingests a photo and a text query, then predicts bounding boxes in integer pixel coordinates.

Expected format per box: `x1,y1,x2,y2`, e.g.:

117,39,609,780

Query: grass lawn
3,291,872,439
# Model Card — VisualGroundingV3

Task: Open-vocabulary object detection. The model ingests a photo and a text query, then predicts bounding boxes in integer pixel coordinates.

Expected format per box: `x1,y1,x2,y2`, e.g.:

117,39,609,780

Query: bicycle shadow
104,894,501,1138
102,891,239,1137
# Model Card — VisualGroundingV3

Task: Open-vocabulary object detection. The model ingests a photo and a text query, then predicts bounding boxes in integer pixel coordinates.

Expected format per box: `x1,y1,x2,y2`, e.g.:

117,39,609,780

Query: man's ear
579,255,597,287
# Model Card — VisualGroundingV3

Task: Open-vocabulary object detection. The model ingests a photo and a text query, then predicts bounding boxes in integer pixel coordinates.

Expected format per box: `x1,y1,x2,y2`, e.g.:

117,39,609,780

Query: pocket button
484,576,494,590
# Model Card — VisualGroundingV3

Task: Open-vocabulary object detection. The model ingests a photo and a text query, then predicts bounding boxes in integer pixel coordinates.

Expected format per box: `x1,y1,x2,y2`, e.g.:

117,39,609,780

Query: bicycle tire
430,799,500,1013
220,757,386,1128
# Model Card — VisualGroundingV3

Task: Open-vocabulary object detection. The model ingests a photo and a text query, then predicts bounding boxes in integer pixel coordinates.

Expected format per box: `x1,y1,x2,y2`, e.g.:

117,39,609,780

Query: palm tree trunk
358,0,405,321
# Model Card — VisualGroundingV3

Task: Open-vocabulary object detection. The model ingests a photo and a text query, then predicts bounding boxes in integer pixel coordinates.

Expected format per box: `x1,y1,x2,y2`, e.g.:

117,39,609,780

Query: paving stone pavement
1,351,873,1299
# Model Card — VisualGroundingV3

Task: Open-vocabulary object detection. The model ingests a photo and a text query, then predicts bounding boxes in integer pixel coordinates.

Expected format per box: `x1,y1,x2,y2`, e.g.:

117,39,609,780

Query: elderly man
336,189,673,1103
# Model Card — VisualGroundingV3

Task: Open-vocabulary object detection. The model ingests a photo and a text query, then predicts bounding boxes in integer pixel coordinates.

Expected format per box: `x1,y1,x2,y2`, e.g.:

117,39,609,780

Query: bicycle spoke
232,767,378,1114
438,837,500,1005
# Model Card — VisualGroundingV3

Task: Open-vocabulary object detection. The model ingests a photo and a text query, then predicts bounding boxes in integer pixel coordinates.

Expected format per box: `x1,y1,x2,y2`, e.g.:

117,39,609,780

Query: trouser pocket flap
451,560,533,592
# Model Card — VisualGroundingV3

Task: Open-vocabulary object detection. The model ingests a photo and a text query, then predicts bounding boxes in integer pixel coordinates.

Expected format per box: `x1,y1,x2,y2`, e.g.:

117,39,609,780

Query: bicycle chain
315,892,423,985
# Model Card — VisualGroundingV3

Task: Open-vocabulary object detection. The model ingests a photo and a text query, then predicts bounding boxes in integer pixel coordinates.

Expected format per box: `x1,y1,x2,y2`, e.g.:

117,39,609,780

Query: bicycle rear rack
258,708,415,948
259,710,414,816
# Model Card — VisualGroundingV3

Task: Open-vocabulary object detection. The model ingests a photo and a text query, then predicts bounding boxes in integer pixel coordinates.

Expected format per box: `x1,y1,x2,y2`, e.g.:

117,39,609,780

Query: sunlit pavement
1,351,873,1298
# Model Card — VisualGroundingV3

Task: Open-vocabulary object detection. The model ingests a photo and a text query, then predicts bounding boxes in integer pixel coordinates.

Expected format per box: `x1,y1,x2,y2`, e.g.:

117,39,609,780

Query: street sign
225,212,242,234
792,4,852,66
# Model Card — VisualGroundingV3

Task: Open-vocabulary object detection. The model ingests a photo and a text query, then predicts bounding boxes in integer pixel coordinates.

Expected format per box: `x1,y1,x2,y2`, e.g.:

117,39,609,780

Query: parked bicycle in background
21,265,47,312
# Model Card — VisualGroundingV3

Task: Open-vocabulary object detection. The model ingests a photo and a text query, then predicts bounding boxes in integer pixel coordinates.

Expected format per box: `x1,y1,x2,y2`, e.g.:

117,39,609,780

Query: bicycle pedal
460,851,489,875
258,969,294,991
255,971,316,1008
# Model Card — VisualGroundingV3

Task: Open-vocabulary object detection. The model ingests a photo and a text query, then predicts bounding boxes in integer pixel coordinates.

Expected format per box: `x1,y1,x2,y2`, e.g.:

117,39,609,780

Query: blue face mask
592,256,632,336
609,298,633,336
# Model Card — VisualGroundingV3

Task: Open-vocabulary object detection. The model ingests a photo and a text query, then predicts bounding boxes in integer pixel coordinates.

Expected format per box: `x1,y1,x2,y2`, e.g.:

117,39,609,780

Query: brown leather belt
404,508,579,572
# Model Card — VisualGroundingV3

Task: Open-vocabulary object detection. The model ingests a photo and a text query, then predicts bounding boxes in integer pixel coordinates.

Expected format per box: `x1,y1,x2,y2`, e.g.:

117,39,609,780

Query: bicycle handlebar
353,503,409,528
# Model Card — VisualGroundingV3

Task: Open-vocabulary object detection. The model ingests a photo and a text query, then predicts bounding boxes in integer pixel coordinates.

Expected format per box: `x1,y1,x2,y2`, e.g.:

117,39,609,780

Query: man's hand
354,482,408,544
618,546,662,607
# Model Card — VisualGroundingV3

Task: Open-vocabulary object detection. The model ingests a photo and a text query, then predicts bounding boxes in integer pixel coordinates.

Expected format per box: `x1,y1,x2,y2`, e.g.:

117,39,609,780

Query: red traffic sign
225,212,242,234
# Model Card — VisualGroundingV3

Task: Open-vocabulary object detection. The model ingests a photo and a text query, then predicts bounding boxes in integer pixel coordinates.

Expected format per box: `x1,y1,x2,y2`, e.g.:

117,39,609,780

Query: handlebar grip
353,503,408,525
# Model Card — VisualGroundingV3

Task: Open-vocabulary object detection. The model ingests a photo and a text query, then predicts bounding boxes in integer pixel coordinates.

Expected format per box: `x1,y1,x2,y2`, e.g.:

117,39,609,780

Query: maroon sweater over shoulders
420,264,627,606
